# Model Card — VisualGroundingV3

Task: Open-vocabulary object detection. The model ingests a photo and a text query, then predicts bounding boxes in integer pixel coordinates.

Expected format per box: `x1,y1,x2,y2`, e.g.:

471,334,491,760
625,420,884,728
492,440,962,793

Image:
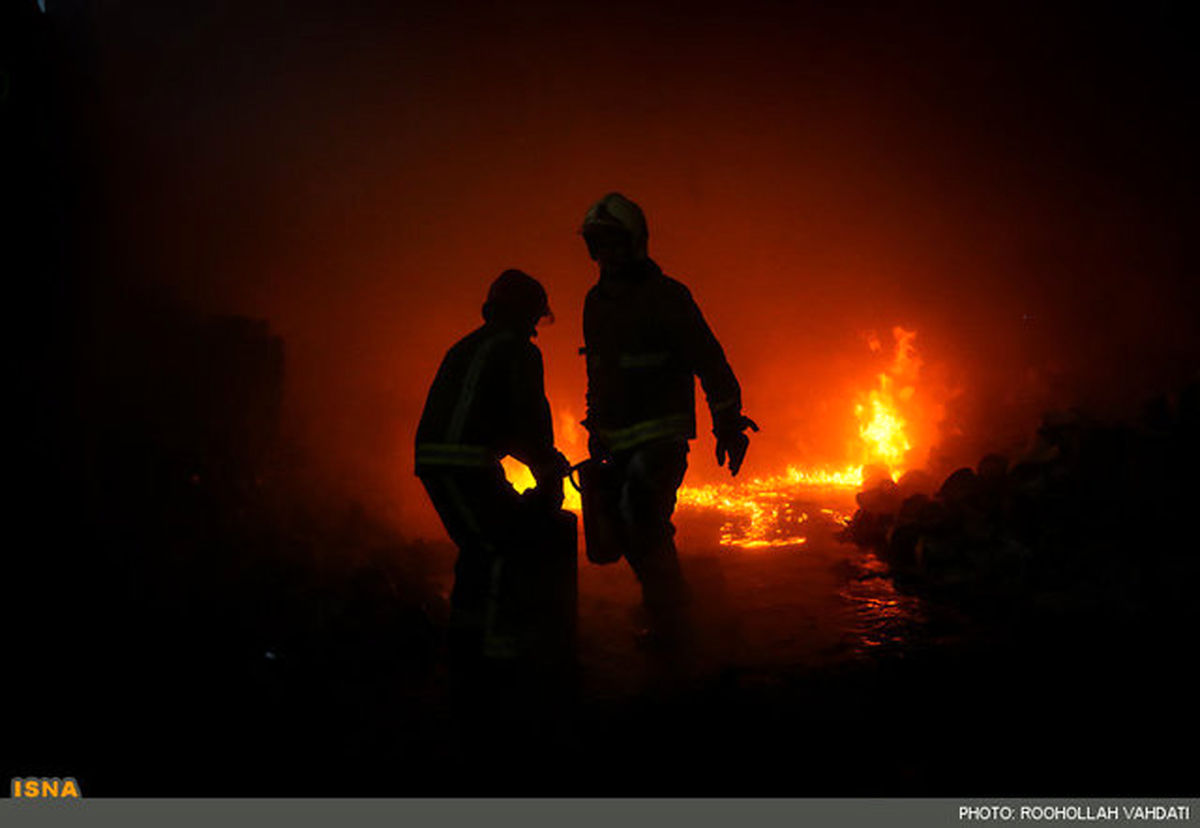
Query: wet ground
544,498,1191,796
578,499,928,699
25,495,1193,796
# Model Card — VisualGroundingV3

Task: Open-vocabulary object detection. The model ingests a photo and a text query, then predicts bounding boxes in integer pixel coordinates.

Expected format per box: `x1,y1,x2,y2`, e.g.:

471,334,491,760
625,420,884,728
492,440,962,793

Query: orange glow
782,464,865,488
678,327,929,549
856,376,912,471
854,327,918,471
501,456,583,513
501,455,537,493
506,330,931,549
677,475,815,548
502,408,585,512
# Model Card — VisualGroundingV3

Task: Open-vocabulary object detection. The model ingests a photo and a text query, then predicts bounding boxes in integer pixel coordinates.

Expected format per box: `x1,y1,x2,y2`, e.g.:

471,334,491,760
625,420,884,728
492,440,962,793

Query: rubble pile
840,379,1200,622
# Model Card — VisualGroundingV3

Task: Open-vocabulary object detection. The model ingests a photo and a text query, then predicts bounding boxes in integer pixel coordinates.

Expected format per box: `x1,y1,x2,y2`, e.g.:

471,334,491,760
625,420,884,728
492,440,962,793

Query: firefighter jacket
415,322,559,480
583,258,742,453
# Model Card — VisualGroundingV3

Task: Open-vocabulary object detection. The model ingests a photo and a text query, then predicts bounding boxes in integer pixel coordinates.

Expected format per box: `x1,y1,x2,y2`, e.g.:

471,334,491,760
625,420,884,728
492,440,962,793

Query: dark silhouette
841,376,1200,629
415,269,575,720
578,193,757,645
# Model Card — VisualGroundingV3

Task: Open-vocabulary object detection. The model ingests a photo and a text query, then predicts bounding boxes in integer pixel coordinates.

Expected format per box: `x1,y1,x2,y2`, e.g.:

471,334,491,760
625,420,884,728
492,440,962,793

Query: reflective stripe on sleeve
415,443,497,468
447,331,513,442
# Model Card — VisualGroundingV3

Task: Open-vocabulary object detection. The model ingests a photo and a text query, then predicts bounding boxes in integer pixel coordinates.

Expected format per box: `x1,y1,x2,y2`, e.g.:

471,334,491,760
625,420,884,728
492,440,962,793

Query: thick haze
86,1,1198,537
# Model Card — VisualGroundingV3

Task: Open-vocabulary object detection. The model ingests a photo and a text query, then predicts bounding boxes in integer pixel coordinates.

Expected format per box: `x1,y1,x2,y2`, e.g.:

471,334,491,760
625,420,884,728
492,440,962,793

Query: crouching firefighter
578,193,757,646
415,269,576,692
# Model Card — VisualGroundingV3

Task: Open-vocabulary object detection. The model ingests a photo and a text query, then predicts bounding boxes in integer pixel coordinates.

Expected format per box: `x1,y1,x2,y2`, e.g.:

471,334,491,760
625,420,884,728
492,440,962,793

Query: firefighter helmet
581,192,648,261
483,269,553,325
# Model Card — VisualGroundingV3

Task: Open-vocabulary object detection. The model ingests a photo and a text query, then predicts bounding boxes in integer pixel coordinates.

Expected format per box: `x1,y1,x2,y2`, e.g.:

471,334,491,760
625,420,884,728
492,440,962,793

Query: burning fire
677,326,926,549
501,457,584,513
502,408,584,512
674,468,855,549
855,326,919,471
503,327,934,550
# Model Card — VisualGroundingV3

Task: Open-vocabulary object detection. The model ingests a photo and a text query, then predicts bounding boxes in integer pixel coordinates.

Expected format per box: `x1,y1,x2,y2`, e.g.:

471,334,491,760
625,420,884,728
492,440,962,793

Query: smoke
83,1,1198,538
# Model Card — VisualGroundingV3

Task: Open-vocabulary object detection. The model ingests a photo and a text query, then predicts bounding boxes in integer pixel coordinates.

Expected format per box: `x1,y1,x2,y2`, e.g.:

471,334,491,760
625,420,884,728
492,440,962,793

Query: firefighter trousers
610,439,691,623
419,465,577,659
419,467,577,753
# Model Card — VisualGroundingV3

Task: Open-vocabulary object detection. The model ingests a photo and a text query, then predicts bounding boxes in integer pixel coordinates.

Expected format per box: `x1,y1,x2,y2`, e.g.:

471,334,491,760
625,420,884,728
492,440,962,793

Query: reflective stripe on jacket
414,443,496,468
415,323,557,475
593,413,694,453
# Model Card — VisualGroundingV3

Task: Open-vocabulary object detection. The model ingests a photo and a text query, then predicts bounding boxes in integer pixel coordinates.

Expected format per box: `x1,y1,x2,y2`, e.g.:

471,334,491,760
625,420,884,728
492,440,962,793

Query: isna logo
11,777,82,799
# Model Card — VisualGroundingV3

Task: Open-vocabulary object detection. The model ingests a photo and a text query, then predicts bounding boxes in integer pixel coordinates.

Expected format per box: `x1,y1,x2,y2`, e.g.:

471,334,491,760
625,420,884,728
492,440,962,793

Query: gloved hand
715,415,759,477
529,450,570,511
529,478,565,512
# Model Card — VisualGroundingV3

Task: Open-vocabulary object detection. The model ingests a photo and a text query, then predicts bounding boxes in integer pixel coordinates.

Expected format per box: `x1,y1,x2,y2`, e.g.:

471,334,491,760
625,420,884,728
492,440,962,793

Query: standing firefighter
415,269,573,679
579,192,757,644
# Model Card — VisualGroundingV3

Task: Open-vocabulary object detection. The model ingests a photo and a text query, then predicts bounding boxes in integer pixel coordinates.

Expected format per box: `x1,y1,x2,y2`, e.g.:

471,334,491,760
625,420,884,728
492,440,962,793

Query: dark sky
84,0,1198,535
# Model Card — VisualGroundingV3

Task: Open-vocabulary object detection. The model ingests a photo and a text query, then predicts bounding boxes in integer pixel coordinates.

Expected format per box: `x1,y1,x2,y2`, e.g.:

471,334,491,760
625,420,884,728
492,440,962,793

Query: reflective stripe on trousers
612,440,689,614
423,472,518,660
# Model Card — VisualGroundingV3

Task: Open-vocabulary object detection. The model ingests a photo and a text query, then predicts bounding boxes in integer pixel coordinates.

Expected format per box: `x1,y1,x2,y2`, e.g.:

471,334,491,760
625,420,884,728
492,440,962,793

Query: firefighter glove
715,415,759,477
530,450,570,511
529,478,564,512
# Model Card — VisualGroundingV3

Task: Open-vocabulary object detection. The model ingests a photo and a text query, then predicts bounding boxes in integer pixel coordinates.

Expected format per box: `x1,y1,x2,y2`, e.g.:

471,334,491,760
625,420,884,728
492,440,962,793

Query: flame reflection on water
839,552,927,656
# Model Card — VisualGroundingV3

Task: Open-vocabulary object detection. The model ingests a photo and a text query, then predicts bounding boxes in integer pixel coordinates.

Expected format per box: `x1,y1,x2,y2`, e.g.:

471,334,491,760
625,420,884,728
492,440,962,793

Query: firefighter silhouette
415,270,573,675
579,193,757,644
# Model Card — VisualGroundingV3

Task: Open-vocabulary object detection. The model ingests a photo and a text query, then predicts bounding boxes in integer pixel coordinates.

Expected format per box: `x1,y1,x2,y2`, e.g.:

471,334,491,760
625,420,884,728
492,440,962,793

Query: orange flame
678,326,925,549
856,376,911,471
502,409,584,512
853,327,919,474
504,327,930,550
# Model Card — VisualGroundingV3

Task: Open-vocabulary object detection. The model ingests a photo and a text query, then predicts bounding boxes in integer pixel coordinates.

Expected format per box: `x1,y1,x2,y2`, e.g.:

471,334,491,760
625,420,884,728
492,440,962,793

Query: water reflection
675,491,929,661
677,492,854,550
839,551,927,657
